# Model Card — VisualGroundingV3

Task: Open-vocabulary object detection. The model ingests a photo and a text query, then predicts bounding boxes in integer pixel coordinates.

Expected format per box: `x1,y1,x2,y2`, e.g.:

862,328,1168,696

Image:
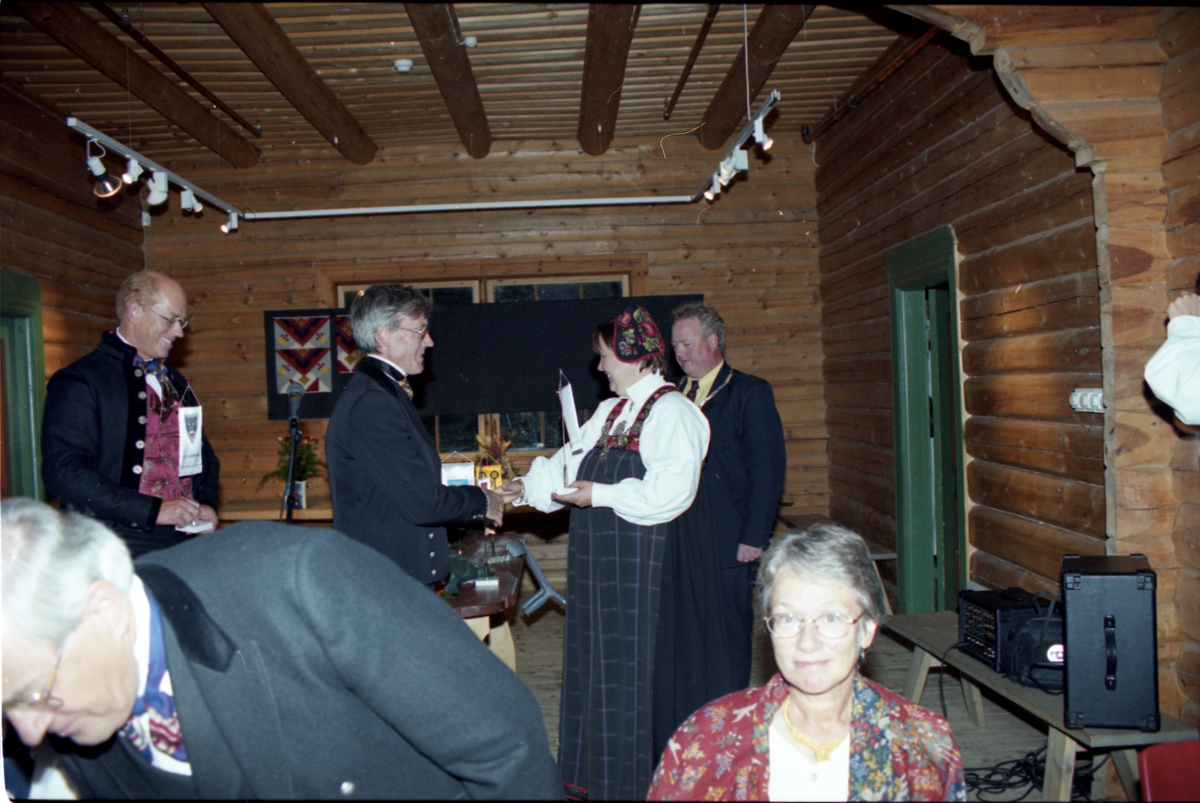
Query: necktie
120,590,188,765
376,360,413,400
686,380,699,402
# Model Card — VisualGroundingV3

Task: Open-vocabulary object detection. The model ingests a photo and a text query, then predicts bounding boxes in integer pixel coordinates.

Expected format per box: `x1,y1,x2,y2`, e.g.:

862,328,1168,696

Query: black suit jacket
41,331,220,556
680,363,786,568
52,523,561,800
325,357,488,584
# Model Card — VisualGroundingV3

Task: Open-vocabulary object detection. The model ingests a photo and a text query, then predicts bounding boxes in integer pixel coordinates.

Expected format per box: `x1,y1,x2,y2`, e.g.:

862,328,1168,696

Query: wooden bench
885,611,1198,802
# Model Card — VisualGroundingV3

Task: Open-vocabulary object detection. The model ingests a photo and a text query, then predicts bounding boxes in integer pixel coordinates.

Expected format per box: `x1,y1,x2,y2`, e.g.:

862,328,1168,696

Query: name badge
178,405,203,476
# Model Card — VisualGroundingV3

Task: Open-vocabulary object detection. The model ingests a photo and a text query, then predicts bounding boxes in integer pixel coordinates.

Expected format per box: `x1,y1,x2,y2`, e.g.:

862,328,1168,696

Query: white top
1145,315,1200,425
768,711,850,802
517,373,709,525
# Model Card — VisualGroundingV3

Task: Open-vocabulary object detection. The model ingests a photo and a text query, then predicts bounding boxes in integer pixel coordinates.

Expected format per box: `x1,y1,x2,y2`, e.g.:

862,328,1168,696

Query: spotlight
180,189,201,213
221,211,239,233
703,177,720,202
146,171,169,206
122,158,144,185
87,156,122,198
754,118,773,150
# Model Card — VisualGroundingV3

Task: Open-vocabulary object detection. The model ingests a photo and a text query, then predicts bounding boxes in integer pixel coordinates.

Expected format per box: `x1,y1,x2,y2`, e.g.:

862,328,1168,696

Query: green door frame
1,270,46,500
887,227,966,613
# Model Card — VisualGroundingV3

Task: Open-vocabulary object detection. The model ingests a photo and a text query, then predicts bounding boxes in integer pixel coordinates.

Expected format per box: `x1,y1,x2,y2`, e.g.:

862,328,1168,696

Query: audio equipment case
1061,554,1159,732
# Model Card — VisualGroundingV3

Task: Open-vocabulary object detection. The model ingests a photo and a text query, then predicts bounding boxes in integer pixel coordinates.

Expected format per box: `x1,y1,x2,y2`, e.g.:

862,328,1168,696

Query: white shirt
518,373,709,525
1145,315,1200,425
768,712,850,801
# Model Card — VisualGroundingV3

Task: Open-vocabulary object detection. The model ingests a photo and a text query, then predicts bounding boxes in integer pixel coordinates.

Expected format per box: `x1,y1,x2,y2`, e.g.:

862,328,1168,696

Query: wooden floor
503,598,1119,801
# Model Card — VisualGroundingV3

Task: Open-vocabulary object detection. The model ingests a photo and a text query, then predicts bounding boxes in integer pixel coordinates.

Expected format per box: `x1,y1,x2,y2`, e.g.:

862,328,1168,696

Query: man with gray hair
41,270,219,558
1,497,560,799
325,284,503,587
670,300,787,687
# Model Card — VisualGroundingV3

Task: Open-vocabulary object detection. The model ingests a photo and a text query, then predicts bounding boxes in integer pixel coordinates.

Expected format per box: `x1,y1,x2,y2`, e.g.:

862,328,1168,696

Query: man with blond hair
41,270,219,557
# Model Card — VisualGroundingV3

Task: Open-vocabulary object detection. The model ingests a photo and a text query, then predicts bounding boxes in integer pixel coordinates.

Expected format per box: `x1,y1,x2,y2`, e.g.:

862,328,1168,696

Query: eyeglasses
140,304,189,330
4,645,65,712
392,323,429,339
764,612,864,640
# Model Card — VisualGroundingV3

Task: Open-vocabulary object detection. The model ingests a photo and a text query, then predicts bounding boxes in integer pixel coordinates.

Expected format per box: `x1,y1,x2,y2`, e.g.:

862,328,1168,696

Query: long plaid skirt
559,444,665,801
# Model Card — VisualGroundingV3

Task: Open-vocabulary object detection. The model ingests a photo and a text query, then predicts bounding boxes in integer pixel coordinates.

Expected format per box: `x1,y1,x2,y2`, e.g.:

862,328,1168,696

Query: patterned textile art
272,316,332,393
336,315,361,373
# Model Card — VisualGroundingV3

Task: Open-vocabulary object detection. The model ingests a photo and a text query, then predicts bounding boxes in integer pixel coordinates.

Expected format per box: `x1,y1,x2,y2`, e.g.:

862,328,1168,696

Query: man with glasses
1,498,560,799
41,270,219,557
326,284,503,586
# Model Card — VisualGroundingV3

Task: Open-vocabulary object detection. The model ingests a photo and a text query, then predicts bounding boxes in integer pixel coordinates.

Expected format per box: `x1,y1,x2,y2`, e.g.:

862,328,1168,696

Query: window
336,275,627,455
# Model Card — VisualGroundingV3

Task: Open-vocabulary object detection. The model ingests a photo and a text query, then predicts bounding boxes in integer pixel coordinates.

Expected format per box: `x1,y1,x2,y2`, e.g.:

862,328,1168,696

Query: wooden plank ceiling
0,3,913,167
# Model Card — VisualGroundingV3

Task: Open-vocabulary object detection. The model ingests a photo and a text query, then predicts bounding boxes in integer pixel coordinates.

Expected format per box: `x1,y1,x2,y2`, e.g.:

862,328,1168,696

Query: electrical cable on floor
964,744,1109,802
931,641,1108,801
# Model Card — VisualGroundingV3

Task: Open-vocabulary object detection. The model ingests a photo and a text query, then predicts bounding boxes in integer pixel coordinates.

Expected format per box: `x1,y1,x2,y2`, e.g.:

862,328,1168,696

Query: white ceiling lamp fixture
753,117,774,151
67,118,241,232
394,58,413,73
180,188,202,213
221,211,239,234
146,171,169,206
121,157,144,185
86,141,121,198
693,89,780,203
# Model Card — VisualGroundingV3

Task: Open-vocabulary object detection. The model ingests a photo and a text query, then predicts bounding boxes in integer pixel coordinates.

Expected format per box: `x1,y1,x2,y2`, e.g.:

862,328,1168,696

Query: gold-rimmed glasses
764,612,864,640
4,645,64,711
140,303,189,330
393,323,429,339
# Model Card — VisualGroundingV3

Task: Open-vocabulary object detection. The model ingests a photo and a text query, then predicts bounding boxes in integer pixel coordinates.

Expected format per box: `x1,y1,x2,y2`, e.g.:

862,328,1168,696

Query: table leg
1044,727,1080,802
961,677,986,727
463,614,517,671
1110,748,1139,802
903,647,935,702
465,616,489,640
489,615,516,671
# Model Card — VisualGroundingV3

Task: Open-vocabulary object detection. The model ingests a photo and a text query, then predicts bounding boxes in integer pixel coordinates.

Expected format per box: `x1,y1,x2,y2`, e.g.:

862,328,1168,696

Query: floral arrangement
474,422,517,481
259,434,326,488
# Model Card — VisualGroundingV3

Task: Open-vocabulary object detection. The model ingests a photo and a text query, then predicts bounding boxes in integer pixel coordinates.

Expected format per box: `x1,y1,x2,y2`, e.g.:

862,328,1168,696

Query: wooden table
447,532,525,671
885,611,1198,802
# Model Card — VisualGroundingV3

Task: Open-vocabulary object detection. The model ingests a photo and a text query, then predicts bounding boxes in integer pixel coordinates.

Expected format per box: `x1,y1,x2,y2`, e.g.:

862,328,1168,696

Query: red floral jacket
648,672,966,801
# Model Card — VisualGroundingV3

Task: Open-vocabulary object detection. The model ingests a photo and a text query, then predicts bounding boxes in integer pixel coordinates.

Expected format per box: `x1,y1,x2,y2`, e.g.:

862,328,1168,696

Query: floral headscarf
613,306,666,364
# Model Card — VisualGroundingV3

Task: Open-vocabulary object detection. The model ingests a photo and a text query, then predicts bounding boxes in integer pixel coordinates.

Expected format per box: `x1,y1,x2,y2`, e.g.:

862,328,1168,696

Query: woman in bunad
502,305,731,801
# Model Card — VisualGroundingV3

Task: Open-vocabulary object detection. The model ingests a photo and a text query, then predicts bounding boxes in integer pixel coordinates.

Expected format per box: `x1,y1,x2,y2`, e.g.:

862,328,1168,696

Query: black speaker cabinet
1062,554,1159,732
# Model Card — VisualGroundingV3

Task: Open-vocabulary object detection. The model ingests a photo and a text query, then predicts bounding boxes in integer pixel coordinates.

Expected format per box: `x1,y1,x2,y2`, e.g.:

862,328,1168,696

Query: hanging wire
743,4,751,123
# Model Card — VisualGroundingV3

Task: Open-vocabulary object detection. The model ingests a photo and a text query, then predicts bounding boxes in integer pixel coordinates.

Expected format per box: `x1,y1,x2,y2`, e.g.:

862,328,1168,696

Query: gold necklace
781,698,847,762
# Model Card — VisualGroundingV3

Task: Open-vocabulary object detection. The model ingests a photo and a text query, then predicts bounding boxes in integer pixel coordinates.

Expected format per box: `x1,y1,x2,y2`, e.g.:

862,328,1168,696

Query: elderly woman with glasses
648,523,966,801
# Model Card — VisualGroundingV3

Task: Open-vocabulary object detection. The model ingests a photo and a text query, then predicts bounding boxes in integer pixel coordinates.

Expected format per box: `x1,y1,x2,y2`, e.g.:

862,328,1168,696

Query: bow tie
134,355,165,378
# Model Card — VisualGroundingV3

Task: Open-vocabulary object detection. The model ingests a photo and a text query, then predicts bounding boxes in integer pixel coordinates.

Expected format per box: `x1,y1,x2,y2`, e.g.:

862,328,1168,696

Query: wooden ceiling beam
697,4,816,151
9,1,260,169
405,3,491,159
577,4,639,156
203,2,377,166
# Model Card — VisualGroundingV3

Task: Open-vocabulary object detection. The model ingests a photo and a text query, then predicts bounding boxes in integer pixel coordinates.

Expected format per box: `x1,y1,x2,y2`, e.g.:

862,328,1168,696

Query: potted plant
259,434,326,509
474,422,518,489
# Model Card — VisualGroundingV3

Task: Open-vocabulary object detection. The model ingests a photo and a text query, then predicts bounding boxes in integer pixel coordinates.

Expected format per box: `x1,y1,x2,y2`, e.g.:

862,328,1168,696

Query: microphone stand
283,416,302,523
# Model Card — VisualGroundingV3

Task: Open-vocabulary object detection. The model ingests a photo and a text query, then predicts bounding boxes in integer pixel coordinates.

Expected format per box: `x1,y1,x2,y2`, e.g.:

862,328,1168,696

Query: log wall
133,133,827,519
814,32,1105,601
0,79,144,374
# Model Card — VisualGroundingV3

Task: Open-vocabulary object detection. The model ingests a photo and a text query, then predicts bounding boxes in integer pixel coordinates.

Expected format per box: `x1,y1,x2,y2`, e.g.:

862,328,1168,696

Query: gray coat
52,522,562,799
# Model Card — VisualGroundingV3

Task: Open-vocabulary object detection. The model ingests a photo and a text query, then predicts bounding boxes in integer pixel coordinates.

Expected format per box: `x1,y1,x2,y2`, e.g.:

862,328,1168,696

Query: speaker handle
1104,614,1117,690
